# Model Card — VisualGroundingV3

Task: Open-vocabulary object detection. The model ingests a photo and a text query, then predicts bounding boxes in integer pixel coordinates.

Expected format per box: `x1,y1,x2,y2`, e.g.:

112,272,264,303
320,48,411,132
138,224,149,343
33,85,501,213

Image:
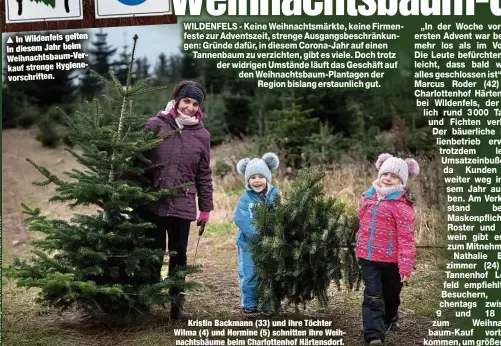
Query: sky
96,24,182,64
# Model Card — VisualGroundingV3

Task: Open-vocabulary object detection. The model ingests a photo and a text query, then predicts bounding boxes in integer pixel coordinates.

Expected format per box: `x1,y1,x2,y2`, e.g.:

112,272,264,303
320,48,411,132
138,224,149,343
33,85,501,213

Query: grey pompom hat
236,153,279,183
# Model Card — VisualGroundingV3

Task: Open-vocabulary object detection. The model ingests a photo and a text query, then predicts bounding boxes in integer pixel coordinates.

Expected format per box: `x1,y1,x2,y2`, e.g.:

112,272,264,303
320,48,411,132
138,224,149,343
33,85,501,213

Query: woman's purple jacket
144,108,213,221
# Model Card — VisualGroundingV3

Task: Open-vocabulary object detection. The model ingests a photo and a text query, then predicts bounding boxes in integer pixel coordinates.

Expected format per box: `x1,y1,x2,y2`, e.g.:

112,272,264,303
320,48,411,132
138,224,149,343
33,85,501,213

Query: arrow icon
7,37,13,44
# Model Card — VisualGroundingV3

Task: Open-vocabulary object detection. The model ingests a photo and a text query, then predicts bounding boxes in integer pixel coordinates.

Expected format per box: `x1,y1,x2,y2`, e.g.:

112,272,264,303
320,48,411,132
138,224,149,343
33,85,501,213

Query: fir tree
223,94,252,138
224,68,256,97
202,94,228,146
200,59,226,94
80,30,117,99
180,50,199,79
266,91,318,168
251,90,282,156
302,122,345,167
114,44,134,87
6,35,200,317
153,53,169,86
346,96,392,160
135,57,151,82
251,168,360,312
168,55,182,82
2,87,38,128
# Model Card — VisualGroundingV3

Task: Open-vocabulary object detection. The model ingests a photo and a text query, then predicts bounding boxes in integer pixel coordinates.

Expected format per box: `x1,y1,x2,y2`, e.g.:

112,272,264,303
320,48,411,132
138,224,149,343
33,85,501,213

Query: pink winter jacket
355,186,416,277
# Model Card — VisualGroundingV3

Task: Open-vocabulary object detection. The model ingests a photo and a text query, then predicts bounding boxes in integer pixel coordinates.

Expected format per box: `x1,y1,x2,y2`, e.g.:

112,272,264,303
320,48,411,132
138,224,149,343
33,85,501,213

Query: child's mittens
399,263,413,279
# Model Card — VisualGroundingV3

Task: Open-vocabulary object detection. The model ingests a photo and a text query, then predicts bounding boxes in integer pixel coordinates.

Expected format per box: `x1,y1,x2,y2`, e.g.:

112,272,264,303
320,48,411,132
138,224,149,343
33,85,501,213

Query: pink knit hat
375,153,419,186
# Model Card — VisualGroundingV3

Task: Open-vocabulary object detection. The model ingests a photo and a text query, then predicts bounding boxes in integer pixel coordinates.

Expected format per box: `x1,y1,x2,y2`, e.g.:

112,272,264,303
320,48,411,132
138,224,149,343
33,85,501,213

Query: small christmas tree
18,0,70,15
6,35,199,317
251,168,360,312
302,122,345,167
266,91,318,168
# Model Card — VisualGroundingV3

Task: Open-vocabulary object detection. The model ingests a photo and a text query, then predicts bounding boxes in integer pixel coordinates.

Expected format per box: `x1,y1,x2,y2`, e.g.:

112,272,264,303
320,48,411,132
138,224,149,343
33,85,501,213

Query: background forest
3,29,437,161
3,26,446,249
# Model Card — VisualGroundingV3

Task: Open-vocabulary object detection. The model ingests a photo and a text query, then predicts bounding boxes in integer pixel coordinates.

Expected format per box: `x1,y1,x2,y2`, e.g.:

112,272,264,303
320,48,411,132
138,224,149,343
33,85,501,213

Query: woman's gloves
197,211,210,226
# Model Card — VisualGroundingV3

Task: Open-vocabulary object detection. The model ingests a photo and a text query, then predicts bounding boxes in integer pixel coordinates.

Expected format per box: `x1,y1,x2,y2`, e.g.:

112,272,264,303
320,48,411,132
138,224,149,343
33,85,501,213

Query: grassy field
2,128,446,345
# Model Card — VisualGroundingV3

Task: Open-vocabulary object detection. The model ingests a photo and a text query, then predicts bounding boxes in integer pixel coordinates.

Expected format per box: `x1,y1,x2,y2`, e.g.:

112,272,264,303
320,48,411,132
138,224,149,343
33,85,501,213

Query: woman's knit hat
376,153,419,186
176,84,204,106
236,153,279,183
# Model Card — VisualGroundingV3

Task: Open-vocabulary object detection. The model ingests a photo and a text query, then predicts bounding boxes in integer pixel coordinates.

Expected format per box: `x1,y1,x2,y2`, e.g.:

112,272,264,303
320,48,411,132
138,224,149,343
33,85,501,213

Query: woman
143,80,213,320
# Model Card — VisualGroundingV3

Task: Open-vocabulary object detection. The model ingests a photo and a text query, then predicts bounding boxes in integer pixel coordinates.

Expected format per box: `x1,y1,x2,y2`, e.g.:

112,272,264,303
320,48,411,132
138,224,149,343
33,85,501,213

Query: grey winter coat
144,108,213,221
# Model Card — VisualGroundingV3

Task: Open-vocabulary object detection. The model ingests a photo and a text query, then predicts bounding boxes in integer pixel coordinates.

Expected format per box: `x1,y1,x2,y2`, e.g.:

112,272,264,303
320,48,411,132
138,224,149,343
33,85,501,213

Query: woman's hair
172,80,206,100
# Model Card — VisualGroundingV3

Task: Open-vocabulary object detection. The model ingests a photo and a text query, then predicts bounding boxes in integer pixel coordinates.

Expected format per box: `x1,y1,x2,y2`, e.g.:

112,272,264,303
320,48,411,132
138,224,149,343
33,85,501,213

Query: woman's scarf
176,109,200,126
163,100,200,127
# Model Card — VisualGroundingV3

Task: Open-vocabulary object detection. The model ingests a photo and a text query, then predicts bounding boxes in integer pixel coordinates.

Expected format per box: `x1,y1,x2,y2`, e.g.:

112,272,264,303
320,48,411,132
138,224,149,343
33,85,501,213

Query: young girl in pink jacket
355,153,419,346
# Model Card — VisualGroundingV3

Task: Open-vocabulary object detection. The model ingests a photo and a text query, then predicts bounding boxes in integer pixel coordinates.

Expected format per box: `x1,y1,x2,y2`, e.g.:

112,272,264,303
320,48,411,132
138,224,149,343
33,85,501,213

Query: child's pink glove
197,211,210,226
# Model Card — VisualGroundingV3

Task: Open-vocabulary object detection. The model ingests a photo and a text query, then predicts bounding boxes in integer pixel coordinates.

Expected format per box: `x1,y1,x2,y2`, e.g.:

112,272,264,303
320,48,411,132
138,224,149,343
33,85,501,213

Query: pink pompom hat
375,153,420,186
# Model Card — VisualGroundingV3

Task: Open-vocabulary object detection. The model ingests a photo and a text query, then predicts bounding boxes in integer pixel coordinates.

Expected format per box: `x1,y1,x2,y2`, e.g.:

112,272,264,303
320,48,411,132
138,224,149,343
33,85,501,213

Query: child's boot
242,307,258,315
385,315,400,332
369,340,383,346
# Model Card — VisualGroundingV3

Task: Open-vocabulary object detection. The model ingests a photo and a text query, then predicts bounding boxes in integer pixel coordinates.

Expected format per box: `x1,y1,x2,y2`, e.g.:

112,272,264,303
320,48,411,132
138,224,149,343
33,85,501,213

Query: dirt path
2,129,439,346
2,128,89,258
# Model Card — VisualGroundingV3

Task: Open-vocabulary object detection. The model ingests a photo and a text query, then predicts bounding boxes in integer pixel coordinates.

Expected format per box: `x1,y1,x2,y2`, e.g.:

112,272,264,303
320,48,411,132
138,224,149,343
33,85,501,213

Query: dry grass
2,129,445,346
210,139,445,247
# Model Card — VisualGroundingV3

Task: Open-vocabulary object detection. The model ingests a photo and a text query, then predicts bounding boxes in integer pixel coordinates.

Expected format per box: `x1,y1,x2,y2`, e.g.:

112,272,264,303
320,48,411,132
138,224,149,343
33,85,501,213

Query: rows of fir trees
3,33,444,319
5,35,202,317
3,29,437,164
2,30,186,146
4,35,361,318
